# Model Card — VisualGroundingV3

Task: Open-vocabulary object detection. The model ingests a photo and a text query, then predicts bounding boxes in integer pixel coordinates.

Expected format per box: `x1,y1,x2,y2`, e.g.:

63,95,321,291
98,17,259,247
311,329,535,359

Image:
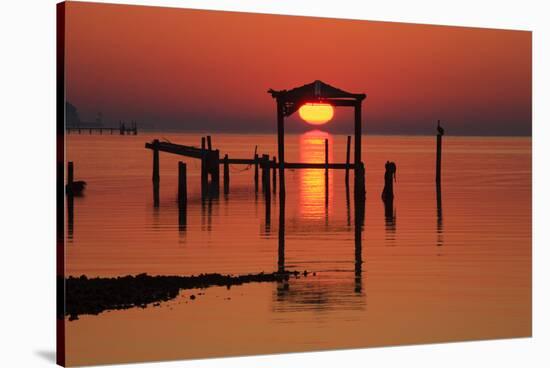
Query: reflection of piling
152,139,160,207
354,195,365,293
223,154,230,195
278,192,286,273
178,162,187,208
345,135,351,187
436,181,443,246
178,207,187,233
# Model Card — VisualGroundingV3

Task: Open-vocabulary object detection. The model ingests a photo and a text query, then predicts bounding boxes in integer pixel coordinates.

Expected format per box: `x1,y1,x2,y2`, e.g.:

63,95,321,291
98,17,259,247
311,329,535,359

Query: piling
207,136,212,151
272,156,277,193
260,155,269,192
254,153,259,192
355,162,366,201
345,135,351,187
277,100,286,196
436,120,444,184
178,161,187,208
152,140,160,207
67,161,74,186
152,139,160,184
325,138,329,209
223,154,230,194
201,137,207,197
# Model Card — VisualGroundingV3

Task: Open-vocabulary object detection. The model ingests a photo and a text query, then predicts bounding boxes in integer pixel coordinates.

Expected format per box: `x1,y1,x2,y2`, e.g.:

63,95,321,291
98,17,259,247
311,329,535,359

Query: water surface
65,132,531,366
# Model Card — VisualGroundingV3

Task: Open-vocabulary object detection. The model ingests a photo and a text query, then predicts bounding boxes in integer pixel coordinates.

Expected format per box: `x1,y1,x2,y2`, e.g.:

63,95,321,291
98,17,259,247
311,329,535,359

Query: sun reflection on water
299,130,333,220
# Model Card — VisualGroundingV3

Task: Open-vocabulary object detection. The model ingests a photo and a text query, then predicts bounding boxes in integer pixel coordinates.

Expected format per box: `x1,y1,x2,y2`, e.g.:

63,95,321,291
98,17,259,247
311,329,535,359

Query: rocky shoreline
63,271,303,320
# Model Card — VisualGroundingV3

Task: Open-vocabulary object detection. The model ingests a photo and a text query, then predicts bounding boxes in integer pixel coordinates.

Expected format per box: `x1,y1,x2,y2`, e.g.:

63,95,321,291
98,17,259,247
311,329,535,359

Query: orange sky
64,2,531,135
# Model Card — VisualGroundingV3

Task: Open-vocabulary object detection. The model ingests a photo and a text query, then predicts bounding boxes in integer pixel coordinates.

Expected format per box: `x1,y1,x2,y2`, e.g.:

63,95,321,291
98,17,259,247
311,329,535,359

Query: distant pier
67,121,138,135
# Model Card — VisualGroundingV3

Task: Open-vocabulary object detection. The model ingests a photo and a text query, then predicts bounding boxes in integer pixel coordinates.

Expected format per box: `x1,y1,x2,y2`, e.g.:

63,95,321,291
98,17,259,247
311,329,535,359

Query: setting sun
298,103,334,125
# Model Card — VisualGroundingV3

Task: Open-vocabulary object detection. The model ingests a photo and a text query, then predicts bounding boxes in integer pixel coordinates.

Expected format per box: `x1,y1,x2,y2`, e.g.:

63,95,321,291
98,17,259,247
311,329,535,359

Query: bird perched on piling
437,120,445,136
382,161,397,201
66,181,87,195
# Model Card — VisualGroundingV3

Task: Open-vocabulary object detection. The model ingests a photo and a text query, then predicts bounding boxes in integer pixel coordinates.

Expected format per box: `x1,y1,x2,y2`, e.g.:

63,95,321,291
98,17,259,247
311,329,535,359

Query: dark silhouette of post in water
381,161,397,201
272,156,277,194
325,138,329,210
263,155,272,232
223,154,230,196
382,161,397,241
436,120,444,184
152,139,160,207
67,161,74,240
200,137,207,199
277,191,289,292
345,135,351,187
178,162,187,232
254,153,259,193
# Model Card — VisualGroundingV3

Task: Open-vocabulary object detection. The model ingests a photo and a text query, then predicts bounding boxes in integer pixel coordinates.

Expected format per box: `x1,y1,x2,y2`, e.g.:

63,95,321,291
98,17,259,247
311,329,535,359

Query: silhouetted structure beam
145,141,204,159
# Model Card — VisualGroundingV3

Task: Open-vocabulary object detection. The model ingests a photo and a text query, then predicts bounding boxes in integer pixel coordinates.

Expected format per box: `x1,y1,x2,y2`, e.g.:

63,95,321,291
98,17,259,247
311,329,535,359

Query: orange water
64,132,531,366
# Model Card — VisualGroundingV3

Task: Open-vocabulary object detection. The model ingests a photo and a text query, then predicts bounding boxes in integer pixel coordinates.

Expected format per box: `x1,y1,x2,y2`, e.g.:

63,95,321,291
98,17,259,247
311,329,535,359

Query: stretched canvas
56,1,532,366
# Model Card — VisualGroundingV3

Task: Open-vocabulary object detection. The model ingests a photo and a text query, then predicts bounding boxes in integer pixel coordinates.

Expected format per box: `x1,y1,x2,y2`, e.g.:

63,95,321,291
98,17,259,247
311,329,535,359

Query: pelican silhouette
437,120,445,136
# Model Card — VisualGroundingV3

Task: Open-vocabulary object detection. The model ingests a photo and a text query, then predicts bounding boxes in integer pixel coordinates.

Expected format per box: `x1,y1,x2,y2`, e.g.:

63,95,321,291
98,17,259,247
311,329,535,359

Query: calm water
65,132,531,366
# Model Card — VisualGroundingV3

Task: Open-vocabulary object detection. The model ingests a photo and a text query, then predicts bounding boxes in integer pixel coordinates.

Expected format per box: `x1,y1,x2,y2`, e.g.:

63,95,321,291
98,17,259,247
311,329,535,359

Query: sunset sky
64,2,532,135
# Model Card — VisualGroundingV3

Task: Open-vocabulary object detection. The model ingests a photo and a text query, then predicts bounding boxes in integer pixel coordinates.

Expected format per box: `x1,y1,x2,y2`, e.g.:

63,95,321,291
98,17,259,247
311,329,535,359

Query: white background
0,0,547,367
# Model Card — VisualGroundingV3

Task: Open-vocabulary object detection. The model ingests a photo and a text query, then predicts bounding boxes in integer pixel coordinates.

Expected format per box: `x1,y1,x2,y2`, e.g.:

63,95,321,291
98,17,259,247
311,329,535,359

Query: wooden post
436,120,443,184
223,154,230,194
254,153,259,192
178,161,187,208
152,139,160,207
207,136,212,151
345,135,351,186
325,138,329,209
201,137,207,198
264,156,271,194
67,162,74,239
261,155,269,192
277,100,285,195
272,156,277,194
67,161,74,186
354,101,365,200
